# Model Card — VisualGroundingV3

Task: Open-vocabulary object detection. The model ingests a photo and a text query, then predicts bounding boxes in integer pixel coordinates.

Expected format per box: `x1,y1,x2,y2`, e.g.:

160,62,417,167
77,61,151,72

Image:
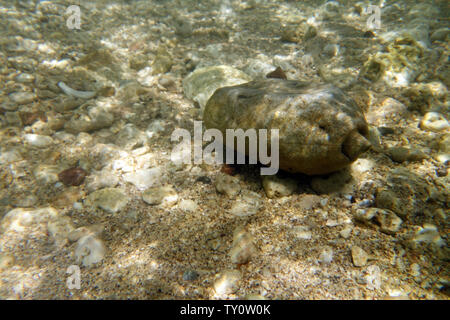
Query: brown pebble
266,67,287,80
58,167,88,186
363,30,375,38
19,111,46,126
436,166,447,177
98,86,116,97
221,164,236,176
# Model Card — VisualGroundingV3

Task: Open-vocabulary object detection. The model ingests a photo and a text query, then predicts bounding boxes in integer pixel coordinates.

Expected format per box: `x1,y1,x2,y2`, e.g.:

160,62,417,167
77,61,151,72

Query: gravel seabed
0,0,448,300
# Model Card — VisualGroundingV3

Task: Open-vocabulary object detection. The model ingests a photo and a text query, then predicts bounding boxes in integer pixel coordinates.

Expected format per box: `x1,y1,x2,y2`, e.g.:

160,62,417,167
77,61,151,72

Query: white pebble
58,81,96,99
178,199,198,212
420,112,449,132
292,226,312,240
319,247,333,264
75,235,105,267
213,270,242,295
73,202,83,210
9,92,36,105
24,134,53,148
123,167,162,191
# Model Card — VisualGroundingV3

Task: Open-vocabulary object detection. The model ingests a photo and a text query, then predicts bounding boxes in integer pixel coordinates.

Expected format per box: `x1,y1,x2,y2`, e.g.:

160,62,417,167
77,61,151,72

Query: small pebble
73,202,83,210
87,188,129,214
58,167,88,186
229,191,261,217
297,194,321,210
351,246,369,267
183,270,199,281
411,224,444,247
420,112,449,132
9,92,36,105
375,209,403,234
196,176,212,184
326,219,339,227
266,66,287,80
319,246,333,264
410,263,421,277
0,254,15,271
24,134,53,148
123,167,162,191
339,224,353,238
230,227,257,264
178,199,198,212
262,175,297,198
75,234,105,268
388,146,427,163
435,166,447,177
142,185,178,206
213,270,242,295
292,226,312,240
215,173,241,198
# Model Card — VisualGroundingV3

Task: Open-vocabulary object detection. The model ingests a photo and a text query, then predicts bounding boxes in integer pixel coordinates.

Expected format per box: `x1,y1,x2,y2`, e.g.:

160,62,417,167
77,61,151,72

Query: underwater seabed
0,0,448,300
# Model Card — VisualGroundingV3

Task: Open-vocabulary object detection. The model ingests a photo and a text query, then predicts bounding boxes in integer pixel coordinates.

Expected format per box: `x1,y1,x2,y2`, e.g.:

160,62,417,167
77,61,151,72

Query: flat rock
33,164,62,184
340,225,353,238
9,92,36,105
296,194,322,211
85,170,119,192
142,185,178,206
262,174,297,198
375,168,438,218
87,188,128,214
292,226,312,240
351,246,369,267
64,106,114,133
178,199,198,212
375,209,403,235
204,79,370,175
229,190,261,217
123,167,162,191
387,146,428,163
1,207,59,233
0,149,23,165
411,224,445,247
215,172,241,198
365,98,407,126
431,28,450,42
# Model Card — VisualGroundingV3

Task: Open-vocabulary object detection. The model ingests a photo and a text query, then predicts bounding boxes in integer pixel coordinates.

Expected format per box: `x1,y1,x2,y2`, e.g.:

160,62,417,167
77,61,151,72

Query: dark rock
58,167,88,186
436,166,447,177
182,270,199,281
377,126,395,136
196,176,212,184
266,67,287,80
363,30,375,38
